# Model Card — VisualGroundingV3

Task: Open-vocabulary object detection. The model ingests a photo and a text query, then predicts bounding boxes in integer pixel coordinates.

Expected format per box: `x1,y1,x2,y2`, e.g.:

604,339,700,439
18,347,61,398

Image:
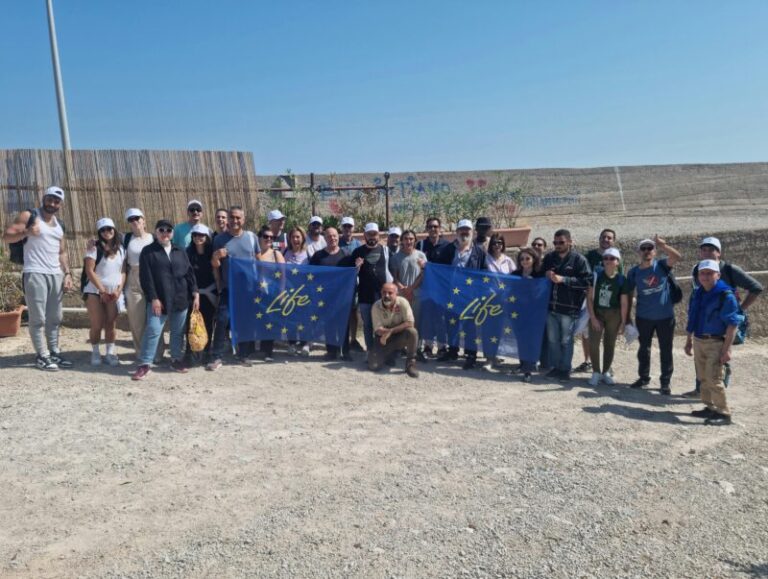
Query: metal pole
384,172,390,227
46,0,71,151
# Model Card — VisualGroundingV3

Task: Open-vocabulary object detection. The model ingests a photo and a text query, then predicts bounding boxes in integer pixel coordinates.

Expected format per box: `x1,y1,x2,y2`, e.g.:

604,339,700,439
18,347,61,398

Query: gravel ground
1,328,767,578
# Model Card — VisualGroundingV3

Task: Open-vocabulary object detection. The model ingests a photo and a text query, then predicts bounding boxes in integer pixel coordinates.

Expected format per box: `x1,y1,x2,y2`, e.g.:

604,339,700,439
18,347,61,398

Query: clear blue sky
2,1,767,174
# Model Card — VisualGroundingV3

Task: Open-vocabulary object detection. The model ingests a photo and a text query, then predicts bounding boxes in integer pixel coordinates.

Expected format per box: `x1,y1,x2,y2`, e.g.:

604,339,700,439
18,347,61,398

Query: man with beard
173,199,204,249
435,219,488,369
368,283,419,378
542,229,592,382
3,186,74,371
351,223,392,354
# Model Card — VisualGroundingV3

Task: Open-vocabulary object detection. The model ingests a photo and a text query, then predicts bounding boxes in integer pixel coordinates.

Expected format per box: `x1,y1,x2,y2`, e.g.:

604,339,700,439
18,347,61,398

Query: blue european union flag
419,263,551,361
229,258,357,346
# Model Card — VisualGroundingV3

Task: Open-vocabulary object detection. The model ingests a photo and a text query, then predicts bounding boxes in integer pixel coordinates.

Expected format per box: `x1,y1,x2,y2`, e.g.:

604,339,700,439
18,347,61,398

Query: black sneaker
705,413,732,425
574,362,592,373
545,368,561,379
416,350,427,363
558,372,571,383
438,350,458,362
36,355,59,371
349,340,365,352
522,372,532,383
463,357,477,370
340,353,354,362
384,356,397,367
630,378,651,389
50,351,73,368
660,385,672,395
691,407,715,418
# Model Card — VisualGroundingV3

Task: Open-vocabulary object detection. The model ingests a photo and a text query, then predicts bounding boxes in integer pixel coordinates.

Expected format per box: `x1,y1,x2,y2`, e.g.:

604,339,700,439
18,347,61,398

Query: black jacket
541,250,591,315
435,241,488,270
139,241,198,313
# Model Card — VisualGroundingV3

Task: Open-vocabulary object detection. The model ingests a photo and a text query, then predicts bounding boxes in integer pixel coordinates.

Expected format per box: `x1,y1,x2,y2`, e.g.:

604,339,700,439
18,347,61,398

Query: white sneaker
91,351,102,366
300,343,311,357
105,354,119,367
588,371,601,386
602,373,616,385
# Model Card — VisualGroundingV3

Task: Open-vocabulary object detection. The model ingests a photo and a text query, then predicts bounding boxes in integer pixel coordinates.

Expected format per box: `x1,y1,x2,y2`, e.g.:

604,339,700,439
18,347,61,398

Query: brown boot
405,358,419,378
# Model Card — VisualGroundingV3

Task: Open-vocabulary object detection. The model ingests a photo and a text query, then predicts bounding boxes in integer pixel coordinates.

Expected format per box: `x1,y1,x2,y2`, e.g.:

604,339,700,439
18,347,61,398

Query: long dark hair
97,226,121,258
516,247,541,272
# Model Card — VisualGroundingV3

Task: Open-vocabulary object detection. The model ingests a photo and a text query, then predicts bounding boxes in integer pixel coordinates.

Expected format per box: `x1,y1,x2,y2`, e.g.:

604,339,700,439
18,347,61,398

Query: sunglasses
99,227,115,233
157,228,173,234
262,235,274,240
127,216,141,223
188,207,202,213
491,240,504,246
640,246,654,252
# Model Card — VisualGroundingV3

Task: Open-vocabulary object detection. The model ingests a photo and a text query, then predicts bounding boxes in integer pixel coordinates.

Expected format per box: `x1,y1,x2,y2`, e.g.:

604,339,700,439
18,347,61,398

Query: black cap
155,219,174,230
475,217,492,227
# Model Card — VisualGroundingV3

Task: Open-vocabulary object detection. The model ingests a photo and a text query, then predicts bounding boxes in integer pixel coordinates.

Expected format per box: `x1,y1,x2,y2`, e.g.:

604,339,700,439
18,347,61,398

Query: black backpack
80,246,105,299
8,208,67,265
657,259,683,304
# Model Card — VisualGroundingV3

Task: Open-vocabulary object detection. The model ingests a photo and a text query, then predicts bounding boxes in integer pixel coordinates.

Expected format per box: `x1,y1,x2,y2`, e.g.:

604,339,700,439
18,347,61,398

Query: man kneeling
369,283,419,378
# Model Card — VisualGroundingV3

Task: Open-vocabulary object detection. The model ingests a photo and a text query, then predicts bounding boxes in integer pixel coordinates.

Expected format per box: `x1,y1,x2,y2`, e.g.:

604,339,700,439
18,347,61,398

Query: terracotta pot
0,305,26,338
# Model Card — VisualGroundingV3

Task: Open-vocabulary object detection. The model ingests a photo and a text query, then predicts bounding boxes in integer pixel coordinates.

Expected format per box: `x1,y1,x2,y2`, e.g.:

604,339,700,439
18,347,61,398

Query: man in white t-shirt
306,215,327,257
3,186,74,371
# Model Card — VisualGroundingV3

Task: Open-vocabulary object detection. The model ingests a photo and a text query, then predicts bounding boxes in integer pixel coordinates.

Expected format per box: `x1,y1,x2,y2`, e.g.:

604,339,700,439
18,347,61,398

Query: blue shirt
212,231,258,289
686,280,743,337
339,237,361,251
172,222,194,249
627,259,675,320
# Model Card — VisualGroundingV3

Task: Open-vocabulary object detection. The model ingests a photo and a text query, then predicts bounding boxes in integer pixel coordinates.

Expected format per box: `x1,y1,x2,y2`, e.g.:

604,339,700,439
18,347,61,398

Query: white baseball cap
388,227,402,237
637,238,656,250
44,186,65,201
698,259,720,273
124,208,144,221
309,216,323,225
700,237,722,252
187,199,203,210
340,216,355,227
268,209,286,221
457,219,473,230
96,217,115,231
364,222,380,233
190,224,212,238
602,247,621,260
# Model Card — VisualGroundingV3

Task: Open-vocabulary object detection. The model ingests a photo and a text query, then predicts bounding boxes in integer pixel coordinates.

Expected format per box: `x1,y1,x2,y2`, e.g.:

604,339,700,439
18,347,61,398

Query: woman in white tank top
83,218,126,366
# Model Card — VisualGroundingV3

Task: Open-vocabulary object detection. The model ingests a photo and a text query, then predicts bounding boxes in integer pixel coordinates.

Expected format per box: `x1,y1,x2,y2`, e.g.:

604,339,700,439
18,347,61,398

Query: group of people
4,187,763,425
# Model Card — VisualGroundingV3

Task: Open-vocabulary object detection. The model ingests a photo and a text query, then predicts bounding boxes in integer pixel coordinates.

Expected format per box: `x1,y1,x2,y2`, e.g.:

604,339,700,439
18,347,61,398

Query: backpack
718,289,748,345
8,209,68,265
80,246,105,299
657,259,683,304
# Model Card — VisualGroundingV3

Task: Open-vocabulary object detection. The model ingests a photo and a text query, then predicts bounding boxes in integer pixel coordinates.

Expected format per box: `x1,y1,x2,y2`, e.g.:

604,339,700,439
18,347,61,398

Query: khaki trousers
694,337,731,416
588,307,622,374
368,327,418,371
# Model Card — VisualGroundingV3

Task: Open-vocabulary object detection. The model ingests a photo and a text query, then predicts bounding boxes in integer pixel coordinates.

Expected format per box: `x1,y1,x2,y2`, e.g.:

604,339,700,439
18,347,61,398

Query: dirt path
1,328,767,578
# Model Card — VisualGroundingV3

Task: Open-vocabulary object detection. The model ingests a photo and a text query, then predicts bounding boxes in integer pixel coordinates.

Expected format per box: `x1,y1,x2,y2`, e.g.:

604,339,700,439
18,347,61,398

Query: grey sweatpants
23,272,63,357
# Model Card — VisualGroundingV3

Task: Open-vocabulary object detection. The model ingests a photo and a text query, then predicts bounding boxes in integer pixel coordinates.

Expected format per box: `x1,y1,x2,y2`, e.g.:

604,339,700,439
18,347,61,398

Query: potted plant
0,251,26,337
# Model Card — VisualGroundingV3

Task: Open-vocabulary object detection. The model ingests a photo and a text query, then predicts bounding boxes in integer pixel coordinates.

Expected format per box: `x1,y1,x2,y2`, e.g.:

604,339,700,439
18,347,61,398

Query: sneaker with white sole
132,364,151,380
602,373,616,385
91,351,102,366
588,371,601,387
50,351,73,368
105,354,119,367
287,344,298,356
36,355,59,371
300,344,311,357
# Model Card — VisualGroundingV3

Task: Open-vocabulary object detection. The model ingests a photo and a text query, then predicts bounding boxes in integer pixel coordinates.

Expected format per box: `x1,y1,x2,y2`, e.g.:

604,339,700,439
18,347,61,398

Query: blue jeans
210,292,254,360
546,311,578,373
139,304,187,365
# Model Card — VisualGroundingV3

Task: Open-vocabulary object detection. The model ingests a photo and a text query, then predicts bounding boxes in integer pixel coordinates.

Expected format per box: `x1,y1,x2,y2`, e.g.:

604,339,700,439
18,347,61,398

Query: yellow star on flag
490,336,498,344
297,324,305,331
510,311,519,319
265,322,273,330
260,280,268,289
291,268,299,275
449,318,457,325
474,338,482,345
465,277,473,286
310,314,318,322
459,331,466,339
453,287,460,295
447,302,454,309
316,285,324,293
318,300,325,308
498,282,506,289
482,276,490,283
256,313,263,319
253,297,261,304
504,327,512,335
307,273,315,281
281,327,288,335
508,295,517,303
274,271,282,279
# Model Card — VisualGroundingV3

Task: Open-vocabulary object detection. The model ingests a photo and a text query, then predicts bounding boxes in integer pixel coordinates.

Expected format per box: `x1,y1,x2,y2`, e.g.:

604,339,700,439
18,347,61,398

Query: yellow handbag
188,310,208,352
